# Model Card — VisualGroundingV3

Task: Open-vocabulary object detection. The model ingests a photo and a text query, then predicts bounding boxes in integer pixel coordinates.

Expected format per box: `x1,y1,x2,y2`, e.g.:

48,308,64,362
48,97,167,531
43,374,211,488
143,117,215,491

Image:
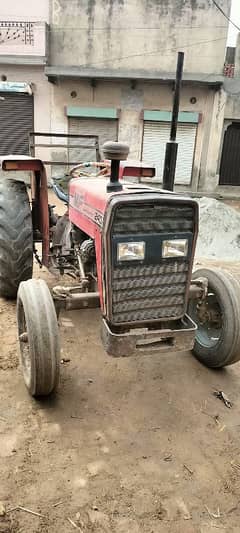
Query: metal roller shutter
68,117,118,162
0,92,33,155
142,121,197,185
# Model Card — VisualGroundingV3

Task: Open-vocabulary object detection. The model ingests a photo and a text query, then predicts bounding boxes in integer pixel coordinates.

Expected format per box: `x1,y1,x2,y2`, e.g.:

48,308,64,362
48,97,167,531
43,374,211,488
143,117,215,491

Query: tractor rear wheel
0,179,33,298
17,279,60,397
188,267,240,368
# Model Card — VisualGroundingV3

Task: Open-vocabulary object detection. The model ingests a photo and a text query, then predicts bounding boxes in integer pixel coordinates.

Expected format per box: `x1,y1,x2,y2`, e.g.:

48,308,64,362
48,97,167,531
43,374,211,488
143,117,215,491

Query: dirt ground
1,199,240,532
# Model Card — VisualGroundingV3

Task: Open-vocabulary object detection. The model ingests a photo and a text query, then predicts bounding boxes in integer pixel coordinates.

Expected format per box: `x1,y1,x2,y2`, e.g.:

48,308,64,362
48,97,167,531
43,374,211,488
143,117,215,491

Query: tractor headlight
117,241,145,262
162,239,188,258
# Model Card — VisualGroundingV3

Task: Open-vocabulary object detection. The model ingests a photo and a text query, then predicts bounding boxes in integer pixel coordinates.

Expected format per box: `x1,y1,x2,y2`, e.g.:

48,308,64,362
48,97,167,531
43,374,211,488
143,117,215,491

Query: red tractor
0,142,240,397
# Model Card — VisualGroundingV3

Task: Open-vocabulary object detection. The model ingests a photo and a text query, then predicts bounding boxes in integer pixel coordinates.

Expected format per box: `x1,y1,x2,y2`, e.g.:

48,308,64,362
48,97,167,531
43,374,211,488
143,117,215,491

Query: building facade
215,35,240,196
1,0,237,195
0,0,50,162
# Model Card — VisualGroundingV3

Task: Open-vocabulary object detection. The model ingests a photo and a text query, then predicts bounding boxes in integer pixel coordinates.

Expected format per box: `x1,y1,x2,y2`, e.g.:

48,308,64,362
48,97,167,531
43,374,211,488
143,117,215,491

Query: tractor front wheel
17,279,60,397
0,179,33,298
188,267,240,368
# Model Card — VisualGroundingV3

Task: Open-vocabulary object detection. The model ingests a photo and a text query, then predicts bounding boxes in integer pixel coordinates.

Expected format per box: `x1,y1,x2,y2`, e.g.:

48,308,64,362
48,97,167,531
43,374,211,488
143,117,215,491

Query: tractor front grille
112,205,194,234
110,202,195,325
112,262,189,322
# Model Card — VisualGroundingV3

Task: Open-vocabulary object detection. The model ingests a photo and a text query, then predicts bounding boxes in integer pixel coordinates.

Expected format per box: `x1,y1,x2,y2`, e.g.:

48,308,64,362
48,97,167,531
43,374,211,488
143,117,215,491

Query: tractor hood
69,174,187,240
69,175,176,223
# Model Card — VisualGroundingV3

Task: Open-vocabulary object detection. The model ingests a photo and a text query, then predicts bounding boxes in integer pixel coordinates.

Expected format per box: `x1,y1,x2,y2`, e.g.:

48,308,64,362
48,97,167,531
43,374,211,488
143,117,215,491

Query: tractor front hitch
101,316,197,357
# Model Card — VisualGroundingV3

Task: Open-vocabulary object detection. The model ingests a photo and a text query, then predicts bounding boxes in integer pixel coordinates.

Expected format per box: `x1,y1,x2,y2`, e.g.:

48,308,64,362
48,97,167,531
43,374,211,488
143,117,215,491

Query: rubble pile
195,197,240,260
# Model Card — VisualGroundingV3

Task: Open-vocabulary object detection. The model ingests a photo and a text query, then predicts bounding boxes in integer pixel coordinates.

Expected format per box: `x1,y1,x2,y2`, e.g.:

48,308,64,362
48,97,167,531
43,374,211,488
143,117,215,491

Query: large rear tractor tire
17,279,60,397
188,267,240,368
0,179,33,298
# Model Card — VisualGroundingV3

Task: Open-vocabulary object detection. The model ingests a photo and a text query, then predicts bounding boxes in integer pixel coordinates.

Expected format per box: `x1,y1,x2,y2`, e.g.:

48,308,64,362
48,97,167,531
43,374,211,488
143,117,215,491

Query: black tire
0,179,33,298
188,267,240,368
17,279,60,397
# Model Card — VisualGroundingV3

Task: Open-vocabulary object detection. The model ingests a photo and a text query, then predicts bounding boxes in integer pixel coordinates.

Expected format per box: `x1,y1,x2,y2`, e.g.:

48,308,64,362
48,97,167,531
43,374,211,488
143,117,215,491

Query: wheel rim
189,288,223,349
18,300,31,388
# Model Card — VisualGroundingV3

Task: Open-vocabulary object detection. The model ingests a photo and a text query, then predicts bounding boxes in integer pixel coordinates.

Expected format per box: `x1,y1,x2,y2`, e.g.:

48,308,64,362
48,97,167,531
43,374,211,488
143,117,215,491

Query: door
219,123,240,185
68,117,118,163
142,121,197,185
0,92,33,155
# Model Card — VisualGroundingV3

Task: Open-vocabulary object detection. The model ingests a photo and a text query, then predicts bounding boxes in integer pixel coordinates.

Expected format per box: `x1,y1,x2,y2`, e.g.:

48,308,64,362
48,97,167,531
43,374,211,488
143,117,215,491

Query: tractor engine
78,239,95,265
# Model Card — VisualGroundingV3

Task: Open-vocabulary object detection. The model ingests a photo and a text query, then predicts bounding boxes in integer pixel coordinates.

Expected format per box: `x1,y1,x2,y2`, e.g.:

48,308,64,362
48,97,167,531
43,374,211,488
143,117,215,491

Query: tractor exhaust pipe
102,141,129,193
163,51,184,191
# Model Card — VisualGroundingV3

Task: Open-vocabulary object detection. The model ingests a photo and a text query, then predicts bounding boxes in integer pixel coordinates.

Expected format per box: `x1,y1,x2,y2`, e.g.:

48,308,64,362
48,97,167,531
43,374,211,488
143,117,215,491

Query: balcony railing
0,21,48,63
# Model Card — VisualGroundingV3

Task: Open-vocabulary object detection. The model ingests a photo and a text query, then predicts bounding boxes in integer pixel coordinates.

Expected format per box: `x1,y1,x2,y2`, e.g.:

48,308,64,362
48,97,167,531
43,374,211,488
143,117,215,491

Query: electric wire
212,0,240,32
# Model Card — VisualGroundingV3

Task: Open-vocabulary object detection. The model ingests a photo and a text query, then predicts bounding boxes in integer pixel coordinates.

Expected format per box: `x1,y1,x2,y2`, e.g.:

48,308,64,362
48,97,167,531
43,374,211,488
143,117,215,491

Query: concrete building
0,0,235,194
45,0,230,191
216,35,240,195
0,0,50,161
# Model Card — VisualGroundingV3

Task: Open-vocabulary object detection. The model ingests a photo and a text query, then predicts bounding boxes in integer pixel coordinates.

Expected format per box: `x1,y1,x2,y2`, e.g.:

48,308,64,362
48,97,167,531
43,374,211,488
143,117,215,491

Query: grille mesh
112,205,194,234
111,203,194,324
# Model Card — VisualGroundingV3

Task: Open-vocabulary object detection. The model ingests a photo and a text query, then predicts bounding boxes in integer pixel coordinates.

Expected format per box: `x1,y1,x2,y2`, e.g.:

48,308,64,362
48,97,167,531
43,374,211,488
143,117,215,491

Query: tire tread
0,179,33,298
190,267,240,368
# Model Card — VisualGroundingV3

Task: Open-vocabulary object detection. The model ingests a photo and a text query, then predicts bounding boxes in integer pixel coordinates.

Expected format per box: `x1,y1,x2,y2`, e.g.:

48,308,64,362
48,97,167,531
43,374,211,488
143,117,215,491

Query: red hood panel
69,176,157,232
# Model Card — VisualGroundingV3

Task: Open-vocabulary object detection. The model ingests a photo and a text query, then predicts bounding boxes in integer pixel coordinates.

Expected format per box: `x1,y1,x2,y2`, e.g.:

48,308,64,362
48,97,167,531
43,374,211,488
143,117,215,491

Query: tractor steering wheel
70,161,110,179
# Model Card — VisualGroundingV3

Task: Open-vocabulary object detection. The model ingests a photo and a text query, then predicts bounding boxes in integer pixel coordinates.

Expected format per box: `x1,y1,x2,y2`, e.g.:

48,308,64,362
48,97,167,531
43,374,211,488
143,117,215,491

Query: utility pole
162,51,184,191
